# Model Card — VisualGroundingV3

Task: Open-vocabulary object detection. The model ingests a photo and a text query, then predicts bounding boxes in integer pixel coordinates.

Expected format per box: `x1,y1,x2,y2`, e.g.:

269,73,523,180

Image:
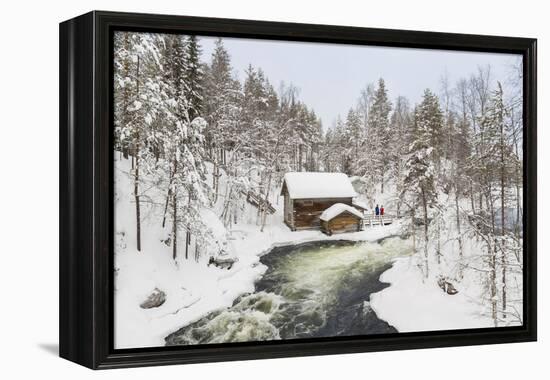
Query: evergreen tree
366,78,392,192
390,96,413,216
113,32,162,252
343,108,363,175
415,89,445,162
402,92,442,278
184,35,204,120
203,38,241,149
203,39,242,200
476,81,518,322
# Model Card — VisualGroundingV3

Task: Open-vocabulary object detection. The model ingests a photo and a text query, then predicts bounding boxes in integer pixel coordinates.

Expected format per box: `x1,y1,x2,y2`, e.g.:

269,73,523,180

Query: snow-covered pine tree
113,32,133,158
113,32,162,252
240,65,269,157
290,102,322,173
331,116,347,173
149,34,217,261
467,66,493,213
402,90,443,278
158,34,187,230
506,62,523,239
366,78,392,193
343,108,363,176
203,38,242,202
450,111,472,278
390,96,413,217
320,128,335,172
238,66,278,225
415,89,445,163
184,35,204,120
356,83,375,129
476,81,519,323
304,109,323,171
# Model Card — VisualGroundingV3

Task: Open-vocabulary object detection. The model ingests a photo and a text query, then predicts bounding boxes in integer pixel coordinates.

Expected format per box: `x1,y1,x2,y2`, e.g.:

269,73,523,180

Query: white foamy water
165,237,413,345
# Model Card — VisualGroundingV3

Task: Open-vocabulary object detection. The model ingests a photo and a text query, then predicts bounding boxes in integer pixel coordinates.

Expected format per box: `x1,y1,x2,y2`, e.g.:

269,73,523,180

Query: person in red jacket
380,205,385,216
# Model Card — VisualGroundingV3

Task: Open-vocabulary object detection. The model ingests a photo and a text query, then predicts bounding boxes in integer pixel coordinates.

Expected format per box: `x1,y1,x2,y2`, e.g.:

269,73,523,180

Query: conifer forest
113,31,524,349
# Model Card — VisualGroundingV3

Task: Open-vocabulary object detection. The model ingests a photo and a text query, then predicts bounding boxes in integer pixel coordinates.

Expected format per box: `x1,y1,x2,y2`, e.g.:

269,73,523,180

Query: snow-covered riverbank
370,256,495,332
114,154,520,349
114,154,404,348
115,212,402,349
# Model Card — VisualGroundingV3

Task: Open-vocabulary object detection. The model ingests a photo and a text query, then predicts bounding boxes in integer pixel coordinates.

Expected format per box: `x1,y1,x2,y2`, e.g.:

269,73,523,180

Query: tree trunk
221,186,233,227
396,201,401,218
484,182,498,326
486,184,496,233
470,181,476,215
260,171,273,232
161,167,175,228
455,186,464,279
215,161,220,203
172,191,177,260
421,188,429,278
490,239,498,327
213,151,219,204
195,240,199,262
501,246,507,319
436,217,441,265
133,56,142,252
499,101,507,318
514,139,521,239
479,192,483,212
185,230,190,260
186,194,191,260
298,144,303,172
411,208,416,252
121,34,131,162
134,149,141,252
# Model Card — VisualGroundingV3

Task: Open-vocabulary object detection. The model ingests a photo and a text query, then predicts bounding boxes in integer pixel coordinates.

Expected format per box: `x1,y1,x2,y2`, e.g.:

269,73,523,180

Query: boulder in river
140,288,166,309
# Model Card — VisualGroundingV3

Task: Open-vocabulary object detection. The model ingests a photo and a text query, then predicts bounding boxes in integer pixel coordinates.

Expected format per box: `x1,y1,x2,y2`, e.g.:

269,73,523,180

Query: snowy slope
114,154,521,348
114,155,402,348
370,190,523,332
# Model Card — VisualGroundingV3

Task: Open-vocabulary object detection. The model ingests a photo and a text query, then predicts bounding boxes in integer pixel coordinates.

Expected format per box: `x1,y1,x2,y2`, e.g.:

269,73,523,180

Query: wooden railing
363,214,395,227
244,190,276,214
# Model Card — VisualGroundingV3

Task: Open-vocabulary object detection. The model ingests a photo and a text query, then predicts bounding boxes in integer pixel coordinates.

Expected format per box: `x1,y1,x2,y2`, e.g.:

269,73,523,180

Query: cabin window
302,200,313,206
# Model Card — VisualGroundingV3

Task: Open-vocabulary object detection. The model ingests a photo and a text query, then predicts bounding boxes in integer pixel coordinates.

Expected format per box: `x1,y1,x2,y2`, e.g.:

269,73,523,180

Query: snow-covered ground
370,190,523,332
114,155,520,349
114,155,402,349
370,256,494,332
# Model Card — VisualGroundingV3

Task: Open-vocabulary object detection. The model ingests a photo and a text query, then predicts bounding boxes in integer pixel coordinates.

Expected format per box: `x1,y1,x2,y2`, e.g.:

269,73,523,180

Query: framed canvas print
59,11,537,369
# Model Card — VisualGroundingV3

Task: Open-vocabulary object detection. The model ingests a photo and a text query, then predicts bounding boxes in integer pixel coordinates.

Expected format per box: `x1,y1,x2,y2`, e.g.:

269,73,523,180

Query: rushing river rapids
165,237,414,345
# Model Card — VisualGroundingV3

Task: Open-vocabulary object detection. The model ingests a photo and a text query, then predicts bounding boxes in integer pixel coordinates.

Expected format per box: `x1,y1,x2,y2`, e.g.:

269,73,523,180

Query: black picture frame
59,10,537,369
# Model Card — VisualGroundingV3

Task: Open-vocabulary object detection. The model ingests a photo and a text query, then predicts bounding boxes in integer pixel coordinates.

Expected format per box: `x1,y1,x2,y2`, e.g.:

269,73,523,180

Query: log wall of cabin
292,197,353,230
326,212,362,233
320,220,330,234
283,190,294,228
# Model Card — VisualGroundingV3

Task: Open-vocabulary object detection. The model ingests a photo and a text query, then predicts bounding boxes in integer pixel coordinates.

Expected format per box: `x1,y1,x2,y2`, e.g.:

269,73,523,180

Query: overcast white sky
199,36,520,128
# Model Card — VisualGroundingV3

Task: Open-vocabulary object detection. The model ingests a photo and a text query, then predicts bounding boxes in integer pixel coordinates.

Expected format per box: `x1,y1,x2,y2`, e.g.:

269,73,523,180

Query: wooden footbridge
362,214,396,228
244,190,276,214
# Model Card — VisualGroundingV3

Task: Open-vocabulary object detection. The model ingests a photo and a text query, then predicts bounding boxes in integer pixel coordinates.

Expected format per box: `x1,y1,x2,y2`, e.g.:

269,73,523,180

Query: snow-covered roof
352,200,369,210
281,172,357,199
320,203,364,222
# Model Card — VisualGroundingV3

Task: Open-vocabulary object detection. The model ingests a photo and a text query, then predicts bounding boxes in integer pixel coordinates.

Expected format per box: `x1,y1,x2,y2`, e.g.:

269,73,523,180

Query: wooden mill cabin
320,204,364,235
281,172,364,232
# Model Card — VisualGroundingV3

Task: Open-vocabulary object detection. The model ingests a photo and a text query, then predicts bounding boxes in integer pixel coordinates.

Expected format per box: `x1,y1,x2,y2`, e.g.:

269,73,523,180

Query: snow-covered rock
140,288,167,309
